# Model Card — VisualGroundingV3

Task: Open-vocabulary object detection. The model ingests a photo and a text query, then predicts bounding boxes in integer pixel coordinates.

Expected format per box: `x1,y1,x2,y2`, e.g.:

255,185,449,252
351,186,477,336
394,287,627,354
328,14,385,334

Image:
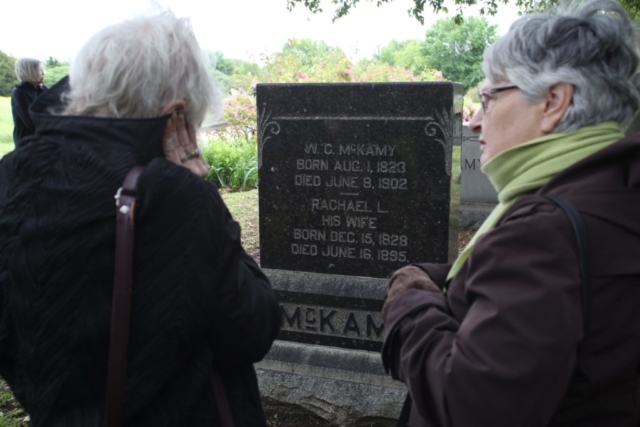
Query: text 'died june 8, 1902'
291,141,410,264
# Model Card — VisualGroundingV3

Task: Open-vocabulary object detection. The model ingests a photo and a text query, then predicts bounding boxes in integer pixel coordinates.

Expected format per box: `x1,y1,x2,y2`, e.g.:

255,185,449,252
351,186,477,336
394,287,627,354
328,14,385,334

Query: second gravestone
256,82,462,426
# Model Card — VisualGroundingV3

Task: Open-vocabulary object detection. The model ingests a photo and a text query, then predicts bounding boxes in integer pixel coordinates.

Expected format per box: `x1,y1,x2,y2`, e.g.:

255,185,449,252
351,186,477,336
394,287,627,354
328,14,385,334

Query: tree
422,17,497,89
261,38,352,83
44,57,62,69
280,38,343,69
286,0,640,24
203,50,261,93
44,64,70,87
378,40,431,75
519,0,639,20
0,50,17,96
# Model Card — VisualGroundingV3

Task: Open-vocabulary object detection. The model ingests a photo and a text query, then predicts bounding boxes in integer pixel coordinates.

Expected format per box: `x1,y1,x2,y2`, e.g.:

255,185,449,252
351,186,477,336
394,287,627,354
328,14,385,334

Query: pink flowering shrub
215,89,257,142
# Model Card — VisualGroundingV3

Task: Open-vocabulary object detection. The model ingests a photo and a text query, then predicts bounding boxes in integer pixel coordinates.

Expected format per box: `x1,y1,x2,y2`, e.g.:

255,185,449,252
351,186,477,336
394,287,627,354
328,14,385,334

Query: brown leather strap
106,165,144,427
105,165,235,427
211,369,236,427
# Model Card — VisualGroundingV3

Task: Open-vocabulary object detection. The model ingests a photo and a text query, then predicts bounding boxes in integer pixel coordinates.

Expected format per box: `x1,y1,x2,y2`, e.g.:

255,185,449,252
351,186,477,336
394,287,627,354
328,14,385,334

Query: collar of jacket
15,81,37,91
29,76,168,165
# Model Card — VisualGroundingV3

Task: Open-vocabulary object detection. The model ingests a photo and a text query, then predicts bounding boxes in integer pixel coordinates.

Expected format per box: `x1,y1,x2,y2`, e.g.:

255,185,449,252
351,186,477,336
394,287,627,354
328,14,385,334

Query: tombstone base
459,202,497,230
257,340,404,427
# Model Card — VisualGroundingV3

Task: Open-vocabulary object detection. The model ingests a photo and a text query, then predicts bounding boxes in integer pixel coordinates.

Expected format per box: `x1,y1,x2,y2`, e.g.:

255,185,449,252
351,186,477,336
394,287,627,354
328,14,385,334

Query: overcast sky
1,0,520,64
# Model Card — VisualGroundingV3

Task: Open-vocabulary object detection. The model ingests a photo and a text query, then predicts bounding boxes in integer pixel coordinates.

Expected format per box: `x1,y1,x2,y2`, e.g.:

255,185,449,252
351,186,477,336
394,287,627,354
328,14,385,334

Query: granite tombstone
459,124,498,229
256,82,463,426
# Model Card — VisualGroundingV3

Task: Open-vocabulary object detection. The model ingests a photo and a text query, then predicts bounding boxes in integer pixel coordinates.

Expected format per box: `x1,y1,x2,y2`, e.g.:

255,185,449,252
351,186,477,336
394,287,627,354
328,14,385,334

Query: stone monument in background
459,124,498,229
256,82,463,426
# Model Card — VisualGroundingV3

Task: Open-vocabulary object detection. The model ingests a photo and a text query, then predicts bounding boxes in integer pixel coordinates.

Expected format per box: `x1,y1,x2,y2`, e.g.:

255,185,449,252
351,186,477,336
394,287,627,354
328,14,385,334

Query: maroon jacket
382,134,640,426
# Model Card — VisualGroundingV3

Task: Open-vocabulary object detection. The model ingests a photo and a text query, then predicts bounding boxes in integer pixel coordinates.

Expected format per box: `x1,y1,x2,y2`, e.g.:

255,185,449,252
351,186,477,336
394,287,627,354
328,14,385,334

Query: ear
160,100,186,116
541,83,574,133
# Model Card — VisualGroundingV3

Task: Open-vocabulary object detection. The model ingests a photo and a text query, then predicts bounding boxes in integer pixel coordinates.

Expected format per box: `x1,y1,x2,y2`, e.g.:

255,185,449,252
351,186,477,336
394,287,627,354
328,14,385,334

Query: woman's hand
163,112,209,178
382,266,441,324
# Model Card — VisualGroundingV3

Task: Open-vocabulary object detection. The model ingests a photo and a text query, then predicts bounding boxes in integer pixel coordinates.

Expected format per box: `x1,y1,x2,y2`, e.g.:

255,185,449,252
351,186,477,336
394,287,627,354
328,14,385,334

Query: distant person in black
11,58,46,148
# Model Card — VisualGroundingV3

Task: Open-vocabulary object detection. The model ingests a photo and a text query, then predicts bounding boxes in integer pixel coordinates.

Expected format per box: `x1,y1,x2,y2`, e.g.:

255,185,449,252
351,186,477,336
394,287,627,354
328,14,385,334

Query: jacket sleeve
412,262,452,289
382,208,583,427
199,181,280,368
0,154,17,380
11,87,35,130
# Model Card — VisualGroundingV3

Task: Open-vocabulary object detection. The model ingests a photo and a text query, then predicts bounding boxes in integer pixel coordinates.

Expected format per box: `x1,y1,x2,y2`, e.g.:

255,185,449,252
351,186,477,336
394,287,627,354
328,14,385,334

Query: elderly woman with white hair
11,58,46,147
0,11,279,427
381,1,640,426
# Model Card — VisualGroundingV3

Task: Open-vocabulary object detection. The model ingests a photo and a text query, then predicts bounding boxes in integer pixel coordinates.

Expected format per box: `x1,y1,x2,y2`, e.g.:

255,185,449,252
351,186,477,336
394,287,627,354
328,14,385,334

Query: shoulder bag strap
544,195,591,370
106,165,144,427
211,369,236,427
105,165,236,427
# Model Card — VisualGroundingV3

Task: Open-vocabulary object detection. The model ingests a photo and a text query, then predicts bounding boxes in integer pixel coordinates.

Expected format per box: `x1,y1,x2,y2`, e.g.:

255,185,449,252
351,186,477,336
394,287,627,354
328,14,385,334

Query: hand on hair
382,266,441,324
163,112,209,178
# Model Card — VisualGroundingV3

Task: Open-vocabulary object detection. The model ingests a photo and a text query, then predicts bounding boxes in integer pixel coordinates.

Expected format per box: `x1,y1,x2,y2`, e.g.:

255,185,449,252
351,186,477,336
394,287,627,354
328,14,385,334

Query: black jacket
0,78,280,426
10,81,46,147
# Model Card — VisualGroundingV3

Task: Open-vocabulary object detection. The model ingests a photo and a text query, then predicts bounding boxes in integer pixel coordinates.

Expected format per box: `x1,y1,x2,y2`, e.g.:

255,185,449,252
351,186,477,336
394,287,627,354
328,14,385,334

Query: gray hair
483,0,640,132
64,11,221,126
15,58,44,83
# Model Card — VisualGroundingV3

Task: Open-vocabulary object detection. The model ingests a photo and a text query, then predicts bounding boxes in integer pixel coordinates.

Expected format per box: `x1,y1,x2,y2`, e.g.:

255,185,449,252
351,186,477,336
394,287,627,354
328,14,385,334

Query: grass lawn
0,381,27,426
221,189,260,262
0,97,13,157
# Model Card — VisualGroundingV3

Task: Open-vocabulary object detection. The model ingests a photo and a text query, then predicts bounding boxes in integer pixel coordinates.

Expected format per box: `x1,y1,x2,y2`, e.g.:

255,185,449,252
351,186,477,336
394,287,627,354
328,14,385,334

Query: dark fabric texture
10,81,46,147
0,78,280,427
382,133,640,427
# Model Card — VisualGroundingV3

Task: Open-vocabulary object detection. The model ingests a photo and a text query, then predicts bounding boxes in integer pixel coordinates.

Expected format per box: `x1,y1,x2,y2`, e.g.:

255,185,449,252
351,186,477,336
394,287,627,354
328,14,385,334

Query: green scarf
447,121,624,281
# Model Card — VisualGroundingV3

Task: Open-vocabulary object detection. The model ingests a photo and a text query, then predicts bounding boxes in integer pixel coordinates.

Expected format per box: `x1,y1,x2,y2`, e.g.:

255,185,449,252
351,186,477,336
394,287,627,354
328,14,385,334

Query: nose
468,107,483,133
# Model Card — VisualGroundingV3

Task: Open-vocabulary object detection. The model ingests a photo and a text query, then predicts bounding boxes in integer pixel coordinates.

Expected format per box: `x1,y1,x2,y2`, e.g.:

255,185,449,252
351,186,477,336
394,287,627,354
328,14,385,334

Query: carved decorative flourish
257,104,281,169
424,107,454,176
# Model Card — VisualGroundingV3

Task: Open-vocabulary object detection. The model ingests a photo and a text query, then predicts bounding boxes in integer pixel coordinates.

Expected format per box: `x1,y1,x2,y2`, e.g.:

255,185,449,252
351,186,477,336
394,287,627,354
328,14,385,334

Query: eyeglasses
478,85,519,113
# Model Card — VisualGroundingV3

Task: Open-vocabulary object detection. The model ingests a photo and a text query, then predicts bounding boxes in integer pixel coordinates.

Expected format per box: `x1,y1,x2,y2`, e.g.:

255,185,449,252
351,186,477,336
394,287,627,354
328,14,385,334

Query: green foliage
0,380,27,427
0,51,17,97
351,59,417,82
202,137,259,191
280,38,343,69
519,0,639,20
44,57,62,68
286,0,640,23
378,40,430,75
203,51,261,93
423,17,497,90
231,59,261,77
0,96,13,156
44,64,69,87
260,38,352,83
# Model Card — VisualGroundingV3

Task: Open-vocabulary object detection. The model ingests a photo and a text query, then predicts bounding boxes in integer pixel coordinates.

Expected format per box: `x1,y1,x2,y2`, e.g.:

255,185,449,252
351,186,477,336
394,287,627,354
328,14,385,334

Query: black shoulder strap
544,195,591,369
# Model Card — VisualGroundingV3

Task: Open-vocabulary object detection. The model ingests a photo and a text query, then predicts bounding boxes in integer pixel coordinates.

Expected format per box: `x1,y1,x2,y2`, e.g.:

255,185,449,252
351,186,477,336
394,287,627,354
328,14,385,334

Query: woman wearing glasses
381,1,640,426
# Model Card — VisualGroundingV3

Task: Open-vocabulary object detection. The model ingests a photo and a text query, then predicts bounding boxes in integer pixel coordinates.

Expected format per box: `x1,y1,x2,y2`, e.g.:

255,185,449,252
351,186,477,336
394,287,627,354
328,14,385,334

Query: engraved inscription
461,158,481,171
288,136,414,265
279,303,385,341
258,83,457,285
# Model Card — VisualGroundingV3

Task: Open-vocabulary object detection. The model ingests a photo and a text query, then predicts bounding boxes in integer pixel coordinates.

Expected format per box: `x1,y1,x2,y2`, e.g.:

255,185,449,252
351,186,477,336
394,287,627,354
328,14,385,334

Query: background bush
202,136,258,191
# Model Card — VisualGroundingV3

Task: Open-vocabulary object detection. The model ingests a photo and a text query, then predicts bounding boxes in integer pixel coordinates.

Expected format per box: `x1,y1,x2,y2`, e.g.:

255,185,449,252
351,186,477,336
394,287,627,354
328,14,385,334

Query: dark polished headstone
256,82,463,425
258,82,463,280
